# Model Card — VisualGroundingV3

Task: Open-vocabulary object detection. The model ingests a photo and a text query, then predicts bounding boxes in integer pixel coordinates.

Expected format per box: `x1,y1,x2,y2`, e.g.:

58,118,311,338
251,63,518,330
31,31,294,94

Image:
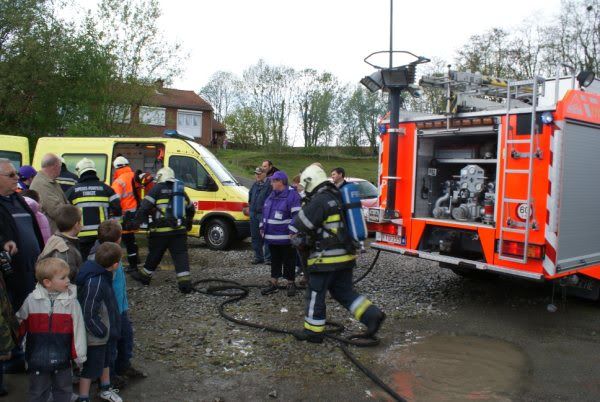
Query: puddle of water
376,334,530,402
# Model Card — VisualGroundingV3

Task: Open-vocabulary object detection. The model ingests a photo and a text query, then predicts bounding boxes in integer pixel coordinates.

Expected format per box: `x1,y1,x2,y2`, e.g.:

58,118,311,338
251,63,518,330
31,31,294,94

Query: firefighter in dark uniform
130,167,195,293
56,157,79,193
66,158,122,259
290,164,385,343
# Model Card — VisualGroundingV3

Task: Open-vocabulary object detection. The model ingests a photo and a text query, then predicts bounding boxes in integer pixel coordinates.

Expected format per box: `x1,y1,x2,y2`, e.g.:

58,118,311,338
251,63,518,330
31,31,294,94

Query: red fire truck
367,65,600,299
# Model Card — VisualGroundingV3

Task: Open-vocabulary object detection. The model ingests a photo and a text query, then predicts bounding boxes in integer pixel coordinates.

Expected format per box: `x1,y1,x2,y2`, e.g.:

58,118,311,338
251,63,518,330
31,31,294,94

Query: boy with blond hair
17,258,86,402
76,242,122,402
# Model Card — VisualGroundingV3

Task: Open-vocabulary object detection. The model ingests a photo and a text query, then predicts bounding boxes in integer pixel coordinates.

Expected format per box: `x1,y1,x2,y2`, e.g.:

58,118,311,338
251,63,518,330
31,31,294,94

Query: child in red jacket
17,258,86,402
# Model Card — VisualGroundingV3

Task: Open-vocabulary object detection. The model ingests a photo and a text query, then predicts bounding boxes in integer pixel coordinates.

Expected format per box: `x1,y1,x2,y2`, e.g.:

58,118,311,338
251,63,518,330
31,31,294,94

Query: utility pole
389,0,393,69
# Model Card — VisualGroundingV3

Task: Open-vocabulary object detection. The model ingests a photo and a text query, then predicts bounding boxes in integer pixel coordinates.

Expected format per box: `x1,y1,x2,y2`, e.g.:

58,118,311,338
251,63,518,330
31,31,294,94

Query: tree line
0,0,181,139
0,0,597,148
202,0,599,150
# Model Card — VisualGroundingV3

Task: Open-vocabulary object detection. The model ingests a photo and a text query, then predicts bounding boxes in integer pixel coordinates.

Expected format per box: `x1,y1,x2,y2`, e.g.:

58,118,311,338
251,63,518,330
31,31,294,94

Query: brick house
121,81,226,147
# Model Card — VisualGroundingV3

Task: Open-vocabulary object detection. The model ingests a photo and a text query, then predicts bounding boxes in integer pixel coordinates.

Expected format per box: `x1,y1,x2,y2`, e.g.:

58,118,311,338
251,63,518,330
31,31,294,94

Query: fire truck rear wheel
204,218,233,250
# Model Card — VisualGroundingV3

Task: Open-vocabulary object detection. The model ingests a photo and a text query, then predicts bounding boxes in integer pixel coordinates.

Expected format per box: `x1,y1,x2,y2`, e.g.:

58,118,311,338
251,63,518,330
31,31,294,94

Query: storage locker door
556,121,600,271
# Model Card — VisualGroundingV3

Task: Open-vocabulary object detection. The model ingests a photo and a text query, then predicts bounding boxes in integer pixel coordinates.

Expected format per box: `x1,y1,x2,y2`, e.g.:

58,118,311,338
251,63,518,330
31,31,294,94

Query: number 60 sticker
516,203,533,220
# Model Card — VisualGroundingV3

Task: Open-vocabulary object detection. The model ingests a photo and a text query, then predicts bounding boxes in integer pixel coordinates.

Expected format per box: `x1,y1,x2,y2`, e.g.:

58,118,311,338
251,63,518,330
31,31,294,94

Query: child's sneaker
99,388,122,402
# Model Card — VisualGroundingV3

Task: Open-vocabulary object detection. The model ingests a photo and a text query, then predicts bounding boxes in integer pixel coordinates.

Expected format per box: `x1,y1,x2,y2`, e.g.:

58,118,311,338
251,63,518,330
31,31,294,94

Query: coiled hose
191,249,406,402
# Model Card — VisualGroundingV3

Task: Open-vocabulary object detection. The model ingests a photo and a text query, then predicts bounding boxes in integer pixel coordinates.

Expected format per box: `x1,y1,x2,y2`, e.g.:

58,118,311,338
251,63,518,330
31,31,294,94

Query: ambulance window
62,154,107,181
0,151,22,169
169,156,217,192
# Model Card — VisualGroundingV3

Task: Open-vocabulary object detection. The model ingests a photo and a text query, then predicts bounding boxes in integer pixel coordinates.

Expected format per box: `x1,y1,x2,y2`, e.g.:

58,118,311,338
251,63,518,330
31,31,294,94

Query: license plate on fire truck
380,233,405,245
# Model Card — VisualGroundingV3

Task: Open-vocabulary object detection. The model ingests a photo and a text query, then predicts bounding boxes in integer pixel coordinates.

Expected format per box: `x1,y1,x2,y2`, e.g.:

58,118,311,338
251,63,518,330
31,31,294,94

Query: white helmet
156,167,176,183
113,156,129,169
75,158,96,176
300,164,329,194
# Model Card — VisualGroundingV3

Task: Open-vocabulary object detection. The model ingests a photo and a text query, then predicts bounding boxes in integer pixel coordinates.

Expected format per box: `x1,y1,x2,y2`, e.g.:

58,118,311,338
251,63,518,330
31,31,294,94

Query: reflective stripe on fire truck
543,120,564,276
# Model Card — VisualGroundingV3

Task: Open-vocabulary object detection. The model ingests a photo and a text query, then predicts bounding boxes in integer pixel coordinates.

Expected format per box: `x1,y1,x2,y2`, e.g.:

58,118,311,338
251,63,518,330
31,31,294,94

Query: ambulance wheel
204,218,232,250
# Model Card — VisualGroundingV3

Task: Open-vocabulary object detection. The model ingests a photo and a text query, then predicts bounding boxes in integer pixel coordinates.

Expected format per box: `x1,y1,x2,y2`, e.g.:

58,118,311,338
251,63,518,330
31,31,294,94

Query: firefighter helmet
300,164,328,194
156,167,176,183
75,158,96,176
113,156,130,169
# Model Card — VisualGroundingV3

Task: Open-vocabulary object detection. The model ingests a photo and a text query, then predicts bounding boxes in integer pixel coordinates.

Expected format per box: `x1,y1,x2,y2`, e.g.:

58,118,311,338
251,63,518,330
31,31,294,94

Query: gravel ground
4,236,599,401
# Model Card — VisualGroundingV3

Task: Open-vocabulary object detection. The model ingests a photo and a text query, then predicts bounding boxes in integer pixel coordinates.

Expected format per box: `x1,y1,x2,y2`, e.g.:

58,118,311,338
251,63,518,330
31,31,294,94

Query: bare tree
200,71,238,122
94,0,183,82
542,0,600,73
338,86,387,154
296,69,341,147
239,60,295,146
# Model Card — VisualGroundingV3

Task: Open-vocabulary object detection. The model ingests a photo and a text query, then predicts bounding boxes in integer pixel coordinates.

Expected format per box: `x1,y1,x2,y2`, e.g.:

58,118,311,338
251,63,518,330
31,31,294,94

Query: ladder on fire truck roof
419,70,543,112
497,76,545,264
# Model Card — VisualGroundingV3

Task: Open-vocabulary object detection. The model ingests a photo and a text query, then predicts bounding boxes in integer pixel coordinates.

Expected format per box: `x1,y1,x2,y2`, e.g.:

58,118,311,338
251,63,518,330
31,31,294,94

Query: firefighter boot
360,305,386,338
292,329,324,344
177,276,193,294
126,255,138,274
130,269,151,286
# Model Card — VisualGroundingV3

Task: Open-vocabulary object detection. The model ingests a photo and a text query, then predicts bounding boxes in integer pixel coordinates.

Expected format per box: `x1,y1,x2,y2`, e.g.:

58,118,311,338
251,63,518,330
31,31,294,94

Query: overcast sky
155,0,563,90
74,0,564,91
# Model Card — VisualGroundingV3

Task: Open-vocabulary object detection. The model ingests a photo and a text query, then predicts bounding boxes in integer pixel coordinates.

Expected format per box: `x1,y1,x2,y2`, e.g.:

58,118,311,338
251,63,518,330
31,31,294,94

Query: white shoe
99,388,123,402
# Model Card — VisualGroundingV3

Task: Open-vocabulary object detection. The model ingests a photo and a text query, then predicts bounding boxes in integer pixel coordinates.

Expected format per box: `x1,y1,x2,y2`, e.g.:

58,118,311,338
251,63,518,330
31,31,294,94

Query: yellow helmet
300,164,328,194
156,167,176,183
75,158,96,176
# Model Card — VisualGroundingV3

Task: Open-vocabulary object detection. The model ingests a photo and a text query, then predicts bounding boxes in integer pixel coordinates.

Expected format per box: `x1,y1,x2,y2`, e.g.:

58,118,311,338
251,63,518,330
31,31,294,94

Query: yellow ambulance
31,132,249,249
0,134,30,168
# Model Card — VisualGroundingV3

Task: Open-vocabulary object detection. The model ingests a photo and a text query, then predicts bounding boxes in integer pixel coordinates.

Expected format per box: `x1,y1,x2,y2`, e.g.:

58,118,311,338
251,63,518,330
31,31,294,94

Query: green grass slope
214,149,378,183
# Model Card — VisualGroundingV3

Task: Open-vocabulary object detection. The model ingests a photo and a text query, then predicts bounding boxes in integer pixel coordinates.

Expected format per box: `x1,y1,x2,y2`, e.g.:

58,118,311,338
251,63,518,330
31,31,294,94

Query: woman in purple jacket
260,171,301,296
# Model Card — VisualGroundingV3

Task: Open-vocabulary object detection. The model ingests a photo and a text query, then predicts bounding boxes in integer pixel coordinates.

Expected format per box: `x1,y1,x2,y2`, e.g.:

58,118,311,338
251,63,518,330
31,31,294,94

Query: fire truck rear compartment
414,132,498,225
417,225,485,262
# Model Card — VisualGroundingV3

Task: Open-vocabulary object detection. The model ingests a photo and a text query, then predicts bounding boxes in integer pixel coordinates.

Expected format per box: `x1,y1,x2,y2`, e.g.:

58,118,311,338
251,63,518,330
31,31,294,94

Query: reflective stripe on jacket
134,181,195,236
111,166,137,213
261,186,301,245
290,183,356,272
66,172,122,239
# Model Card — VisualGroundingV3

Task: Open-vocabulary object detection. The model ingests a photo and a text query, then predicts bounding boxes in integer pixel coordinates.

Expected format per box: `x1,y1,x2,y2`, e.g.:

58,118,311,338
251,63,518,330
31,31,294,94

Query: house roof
212,119,226,133
151,87,213,112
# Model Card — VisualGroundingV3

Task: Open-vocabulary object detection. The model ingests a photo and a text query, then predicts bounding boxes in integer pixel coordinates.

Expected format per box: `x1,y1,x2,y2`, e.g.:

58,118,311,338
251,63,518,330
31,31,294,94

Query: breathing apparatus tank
340,182,368,242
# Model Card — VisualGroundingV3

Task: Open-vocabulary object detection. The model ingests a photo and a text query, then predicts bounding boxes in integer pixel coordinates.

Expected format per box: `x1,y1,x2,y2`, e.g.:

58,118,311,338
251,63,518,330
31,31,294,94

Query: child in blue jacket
76,242,122,402
89,220,145,388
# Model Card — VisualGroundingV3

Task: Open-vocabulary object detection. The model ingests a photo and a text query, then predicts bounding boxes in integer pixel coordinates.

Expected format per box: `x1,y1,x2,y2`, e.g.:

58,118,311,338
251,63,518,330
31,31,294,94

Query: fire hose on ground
190,250,407,402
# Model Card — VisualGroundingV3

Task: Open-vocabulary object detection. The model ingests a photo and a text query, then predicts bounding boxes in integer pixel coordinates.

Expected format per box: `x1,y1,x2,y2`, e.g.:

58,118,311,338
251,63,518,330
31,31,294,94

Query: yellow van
0,134,30,168
32,133,249,249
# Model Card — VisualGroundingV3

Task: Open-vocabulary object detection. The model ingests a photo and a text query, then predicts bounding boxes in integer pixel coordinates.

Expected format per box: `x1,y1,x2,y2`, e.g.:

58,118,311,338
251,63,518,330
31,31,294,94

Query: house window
177,110,202,138
110,105,131,124
139,106,166,126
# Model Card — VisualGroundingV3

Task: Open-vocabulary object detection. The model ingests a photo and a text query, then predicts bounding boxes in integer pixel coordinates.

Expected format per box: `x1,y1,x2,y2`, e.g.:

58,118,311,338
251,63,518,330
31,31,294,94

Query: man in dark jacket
290,164,385,343
66,158,121,259
56,158,78,193
130,167,195,293
248,167,272,264
0,158,44,311
261,160,279,177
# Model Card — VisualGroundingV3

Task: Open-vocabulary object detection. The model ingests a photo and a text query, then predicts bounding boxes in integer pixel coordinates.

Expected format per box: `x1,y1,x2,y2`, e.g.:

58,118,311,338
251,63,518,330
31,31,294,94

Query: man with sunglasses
0,158,44,311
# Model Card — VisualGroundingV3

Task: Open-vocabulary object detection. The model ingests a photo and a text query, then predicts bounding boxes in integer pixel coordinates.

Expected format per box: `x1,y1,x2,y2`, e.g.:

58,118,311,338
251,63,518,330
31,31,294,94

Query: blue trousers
250,214,271,261
109,311,133,376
